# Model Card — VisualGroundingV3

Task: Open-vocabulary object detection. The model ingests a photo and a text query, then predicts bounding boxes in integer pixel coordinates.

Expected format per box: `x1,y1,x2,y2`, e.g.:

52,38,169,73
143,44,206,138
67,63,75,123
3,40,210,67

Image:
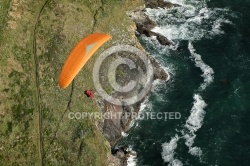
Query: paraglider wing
58,33,111,88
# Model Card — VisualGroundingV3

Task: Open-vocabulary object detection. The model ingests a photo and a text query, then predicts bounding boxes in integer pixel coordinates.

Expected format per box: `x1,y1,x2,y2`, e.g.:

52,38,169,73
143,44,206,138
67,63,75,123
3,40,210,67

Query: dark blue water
119,0,250,165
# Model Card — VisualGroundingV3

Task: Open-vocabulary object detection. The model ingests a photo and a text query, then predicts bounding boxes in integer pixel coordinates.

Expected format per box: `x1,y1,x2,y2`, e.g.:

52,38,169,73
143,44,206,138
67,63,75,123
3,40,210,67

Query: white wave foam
164,0,185,6
163,66,172,82
146,2,233,42
129,66,173,127
183,94,207,157
172,159,184,166
161,42,212,162
189,146,203,157
127,147,137,166
151,79,166,100
188,42,214,90
185,94,207,132
127,154,137,166
139,97,149,112
129,95,152,128
121,131,129,137
142,0,234,163
162,135,183,166
180,43,212,158
140,34,174,55
165,0,206,5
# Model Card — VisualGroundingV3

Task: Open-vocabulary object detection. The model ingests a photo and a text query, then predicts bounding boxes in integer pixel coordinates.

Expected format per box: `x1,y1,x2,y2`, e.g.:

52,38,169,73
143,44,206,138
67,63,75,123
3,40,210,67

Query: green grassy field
0,0,143,165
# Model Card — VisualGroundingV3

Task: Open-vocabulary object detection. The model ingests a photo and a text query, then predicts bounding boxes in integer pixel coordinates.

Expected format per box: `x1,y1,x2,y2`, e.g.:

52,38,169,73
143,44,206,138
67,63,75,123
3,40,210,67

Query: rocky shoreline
98,0,177,165
128,0,179,46
98,52,168,144
99,52,168,166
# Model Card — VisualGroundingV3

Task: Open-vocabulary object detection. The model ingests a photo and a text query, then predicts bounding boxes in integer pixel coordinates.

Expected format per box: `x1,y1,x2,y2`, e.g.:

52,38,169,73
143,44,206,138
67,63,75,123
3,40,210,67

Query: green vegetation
0,0,143,165
0,0,11,31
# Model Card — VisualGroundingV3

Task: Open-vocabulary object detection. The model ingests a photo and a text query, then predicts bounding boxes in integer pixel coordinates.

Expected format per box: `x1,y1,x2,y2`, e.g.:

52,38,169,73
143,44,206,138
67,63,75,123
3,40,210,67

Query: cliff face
100,53,167,146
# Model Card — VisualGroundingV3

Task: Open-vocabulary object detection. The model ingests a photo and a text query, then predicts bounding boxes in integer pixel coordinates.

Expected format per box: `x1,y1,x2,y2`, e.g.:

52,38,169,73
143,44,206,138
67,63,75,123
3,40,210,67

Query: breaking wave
145,0,233,165
146,0,233,42
160,48,211,163
188,42,214,91
183,94,207,157
127,147,137,166
162,135,183,166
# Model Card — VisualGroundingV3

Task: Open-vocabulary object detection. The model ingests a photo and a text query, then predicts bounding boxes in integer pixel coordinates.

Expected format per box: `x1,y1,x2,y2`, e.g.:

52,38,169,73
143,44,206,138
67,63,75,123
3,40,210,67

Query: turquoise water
119,0,250,165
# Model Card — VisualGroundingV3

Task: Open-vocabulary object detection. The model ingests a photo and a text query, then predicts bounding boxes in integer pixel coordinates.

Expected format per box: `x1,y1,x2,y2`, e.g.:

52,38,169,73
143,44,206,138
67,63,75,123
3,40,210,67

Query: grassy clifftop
0,0,143,165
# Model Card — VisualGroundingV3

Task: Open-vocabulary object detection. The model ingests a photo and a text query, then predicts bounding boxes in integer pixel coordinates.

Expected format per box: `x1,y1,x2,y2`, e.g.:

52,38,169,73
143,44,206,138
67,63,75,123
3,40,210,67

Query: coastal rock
102,102,124,145
111,147,134,166
107,154,121,166
101,51,168,146
148,54,168,80
128,8,172,45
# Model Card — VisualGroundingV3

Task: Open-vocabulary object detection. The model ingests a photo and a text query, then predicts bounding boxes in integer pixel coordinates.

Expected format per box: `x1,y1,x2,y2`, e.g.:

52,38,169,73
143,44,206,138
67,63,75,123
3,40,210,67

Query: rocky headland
100,0,178,165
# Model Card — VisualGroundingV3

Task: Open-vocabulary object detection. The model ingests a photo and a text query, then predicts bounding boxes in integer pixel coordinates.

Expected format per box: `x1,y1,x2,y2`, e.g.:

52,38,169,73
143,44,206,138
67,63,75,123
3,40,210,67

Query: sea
118,0,250,165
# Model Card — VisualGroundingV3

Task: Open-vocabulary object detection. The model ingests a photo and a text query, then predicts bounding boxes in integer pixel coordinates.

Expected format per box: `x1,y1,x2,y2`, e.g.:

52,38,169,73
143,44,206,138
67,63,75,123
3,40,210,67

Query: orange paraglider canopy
58,33,111,89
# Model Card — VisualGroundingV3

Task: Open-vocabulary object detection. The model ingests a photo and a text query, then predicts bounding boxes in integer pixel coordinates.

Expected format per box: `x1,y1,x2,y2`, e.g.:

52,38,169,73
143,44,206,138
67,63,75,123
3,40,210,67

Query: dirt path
32,0,50,165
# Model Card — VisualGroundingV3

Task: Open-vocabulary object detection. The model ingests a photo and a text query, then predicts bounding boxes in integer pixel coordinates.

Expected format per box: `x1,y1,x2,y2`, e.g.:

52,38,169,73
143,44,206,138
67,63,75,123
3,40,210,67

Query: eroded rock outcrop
100,52,168,146
127,0,180,46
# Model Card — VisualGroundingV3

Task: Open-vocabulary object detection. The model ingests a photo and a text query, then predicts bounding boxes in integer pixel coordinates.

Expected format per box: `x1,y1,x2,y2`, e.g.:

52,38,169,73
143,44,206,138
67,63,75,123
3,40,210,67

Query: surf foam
131,0,234,164
156,0,220,163
188,42,214,90
127,147,137,166
146,1,233,42
185,94,207,132
162,135,183,166
127,154,137,166
183,94,207,157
